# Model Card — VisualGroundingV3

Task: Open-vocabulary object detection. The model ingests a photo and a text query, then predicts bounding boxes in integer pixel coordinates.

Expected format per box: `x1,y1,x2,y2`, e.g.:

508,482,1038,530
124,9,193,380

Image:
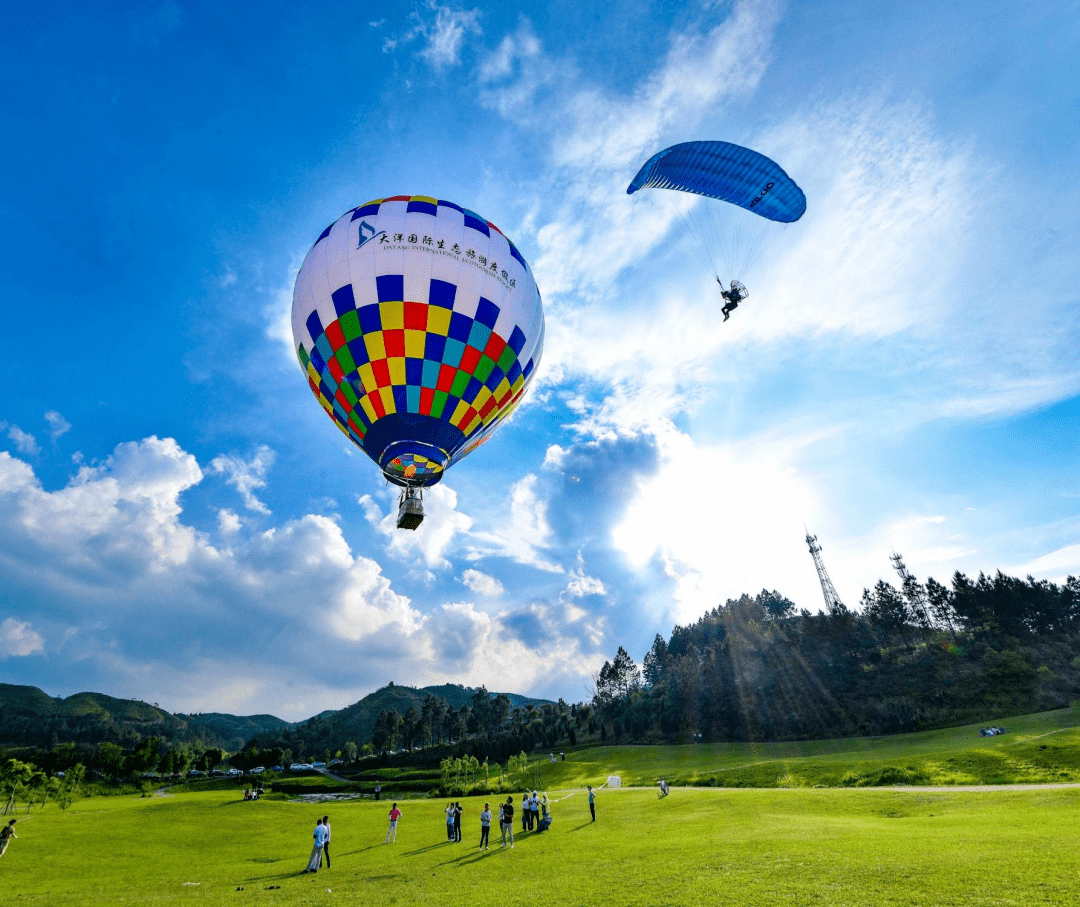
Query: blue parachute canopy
627,141,806,223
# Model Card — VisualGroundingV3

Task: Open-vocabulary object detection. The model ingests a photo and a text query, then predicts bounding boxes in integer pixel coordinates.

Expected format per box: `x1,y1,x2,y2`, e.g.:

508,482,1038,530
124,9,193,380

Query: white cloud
563,562,606,600
207,445,275,515
1,422,39,456
217,508,242,534
1004,544,1080,585
396,1,482,70
45,410,71,441
465,474,564,573
0,439,447,718
461,568,504,597
0,617,44,657
362,483,474,571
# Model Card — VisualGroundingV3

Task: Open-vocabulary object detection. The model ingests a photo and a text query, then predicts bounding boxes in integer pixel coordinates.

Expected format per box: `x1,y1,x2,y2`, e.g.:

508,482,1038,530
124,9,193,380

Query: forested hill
0,681,550,754
241,682,555,761
589,571,1080,744
0,684,189,748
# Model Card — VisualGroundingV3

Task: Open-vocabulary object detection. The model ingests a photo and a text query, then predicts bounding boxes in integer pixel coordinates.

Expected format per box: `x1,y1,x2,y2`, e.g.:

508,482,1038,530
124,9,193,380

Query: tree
643,635,670,689
1,759,34,815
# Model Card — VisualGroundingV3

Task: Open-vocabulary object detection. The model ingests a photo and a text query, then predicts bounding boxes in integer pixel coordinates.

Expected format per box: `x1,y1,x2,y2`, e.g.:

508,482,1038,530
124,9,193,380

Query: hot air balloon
627,141,806,321
292,195,545,529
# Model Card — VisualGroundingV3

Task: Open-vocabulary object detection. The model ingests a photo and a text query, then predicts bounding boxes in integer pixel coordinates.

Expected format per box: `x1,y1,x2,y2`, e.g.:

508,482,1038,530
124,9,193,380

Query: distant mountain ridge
0,681,551,752
263,682,553,756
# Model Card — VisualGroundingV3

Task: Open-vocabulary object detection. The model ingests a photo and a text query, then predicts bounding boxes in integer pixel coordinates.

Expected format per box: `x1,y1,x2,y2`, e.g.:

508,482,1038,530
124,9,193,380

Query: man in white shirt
303,818,328,873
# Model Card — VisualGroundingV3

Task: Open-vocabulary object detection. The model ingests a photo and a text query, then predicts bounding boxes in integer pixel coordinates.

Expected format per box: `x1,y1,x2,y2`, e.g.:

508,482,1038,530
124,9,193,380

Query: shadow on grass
334,844,384,858
402,841,457,856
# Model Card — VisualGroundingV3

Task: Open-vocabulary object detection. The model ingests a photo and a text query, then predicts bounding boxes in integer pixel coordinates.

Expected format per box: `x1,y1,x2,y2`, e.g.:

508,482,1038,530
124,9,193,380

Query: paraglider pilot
718,279,747,321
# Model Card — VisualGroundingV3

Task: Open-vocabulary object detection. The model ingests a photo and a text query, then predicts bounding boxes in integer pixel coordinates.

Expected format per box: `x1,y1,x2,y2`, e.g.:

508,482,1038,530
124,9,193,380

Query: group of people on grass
300,781,643,872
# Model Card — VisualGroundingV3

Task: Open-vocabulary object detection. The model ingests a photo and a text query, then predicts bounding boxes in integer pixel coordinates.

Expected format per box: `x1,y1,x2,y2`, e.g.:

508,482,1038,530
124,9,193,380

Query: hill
246,682,554,758
177,713,293,753
0,683,188,748
0,681,550,756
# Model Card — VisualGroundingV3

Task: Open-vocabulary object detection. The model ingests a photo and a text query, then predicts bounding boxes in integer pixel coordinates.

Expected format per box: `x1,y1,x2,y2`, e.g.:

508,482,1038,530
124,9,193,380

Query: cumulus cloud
0,617,44,657
207,445,275,515
362,483,474,571
0,440,443,718
461,568,504,597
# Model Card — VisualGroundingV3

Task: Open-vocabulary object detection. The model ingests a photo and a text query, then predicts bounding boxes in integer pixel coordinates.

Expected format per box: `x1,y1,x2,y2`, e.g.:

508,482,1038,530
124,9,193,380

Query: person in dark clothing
717,278,748,321
321,815,331,868
479,803,492,851
588,785,596,822
500,796,515,848
453,802,463,842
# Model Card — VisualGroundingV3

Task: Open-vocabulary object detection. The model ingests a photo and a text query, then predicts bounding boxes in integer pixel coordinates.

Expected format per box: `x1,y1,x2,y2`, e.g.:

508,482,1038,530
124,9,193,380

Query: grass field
4,706,1080,906
537,704,1080,789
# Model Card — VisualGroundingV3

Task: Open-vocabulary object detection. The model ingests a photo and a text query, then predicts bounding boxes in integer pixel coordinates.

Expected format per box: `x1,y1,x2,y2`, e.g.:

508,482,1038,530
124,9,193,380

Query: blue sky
1,0,1077,721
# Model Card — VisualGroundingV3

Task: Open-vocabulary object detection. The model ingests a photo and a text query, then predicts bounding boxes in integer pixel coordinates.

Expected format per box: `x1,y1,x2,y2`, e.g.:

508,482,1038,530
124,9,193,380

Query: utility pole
805,529,846,615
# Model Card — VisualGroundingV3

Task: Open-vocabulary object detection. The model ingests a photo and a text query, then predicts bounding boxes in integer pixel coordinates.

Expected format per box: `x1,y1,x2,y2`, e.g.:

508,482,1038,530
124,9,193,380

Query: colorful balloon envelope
292,195,545,489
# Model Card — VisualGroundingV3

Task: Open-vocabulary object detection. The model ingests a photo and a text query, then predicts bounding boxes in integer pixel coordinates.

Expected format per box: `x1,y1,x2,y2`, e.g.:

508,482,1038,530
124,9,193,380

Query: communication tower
805,529,846,615
889,551,932,627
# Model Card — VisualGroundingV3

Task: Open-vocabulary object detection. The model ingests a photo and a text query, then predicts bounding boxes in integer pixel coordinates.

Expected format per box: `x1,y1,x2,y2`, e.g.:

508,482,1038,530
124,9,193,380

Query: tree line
590,570,1080,743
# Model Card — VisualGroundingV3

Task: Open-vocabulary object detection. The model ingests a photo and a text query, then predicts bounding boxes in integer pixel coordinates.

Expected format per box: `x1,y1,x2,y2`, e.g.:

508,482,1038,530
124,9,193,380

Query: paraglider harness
718,279,748,321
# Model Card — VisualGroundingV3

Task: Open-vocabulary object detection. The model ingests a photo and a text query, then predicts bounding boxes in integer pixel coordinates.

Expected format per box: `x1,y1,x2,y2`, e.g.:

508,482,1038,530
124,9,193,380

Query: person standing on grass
302,818,327,873
321,815,331,868
479,803,492,851
588,785,596,822
0,819,17,857
454,801,463,842
500,796,515,848
385,803,402,843
521,793,529,832
446,802,456,841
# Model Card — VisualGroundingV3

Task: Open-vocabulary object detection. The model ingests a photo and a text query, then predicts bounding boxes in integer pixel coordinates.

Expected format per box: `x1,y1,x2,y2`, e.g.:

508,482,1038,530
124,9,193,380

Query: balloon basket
396,487,425,530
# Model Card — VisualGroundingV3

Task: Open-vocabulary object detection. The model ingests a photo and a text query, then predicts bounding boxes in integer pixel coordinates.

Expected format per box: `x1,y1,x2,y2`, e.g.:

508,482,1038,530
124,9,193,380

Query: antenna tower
805,529,846,614
889,552,932,627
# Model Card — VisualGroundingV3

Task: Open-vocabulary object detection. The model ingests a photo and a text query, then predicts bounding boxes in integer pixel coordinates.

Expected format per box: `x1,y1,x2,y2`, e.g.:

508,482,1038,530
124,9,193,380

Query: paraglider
291,195,545,529
718,279,747,322
627,141,806,321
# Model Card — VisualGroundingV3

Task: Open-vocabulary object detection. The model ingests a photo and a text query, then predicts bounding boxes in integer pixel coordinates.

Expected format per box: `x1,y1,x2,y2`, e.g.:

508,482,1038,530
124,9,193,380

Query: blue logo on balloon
356,220,387,249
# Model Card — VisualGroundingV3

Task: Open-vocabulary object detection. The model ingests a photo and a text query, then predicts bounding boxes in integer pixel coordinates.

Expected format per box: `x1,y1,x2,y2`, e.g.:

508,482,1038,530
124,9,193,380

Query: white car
249,766,266,775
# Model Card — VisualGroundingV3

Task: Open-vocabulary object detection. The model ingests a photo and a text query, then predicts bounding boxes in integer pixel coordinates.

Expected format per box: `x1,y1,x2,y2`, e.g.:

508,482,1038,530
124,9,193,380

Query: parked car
226,768,243,777
329,759,343,766
249,766,266,775
312,761,326,769
187,769,205,778
289,763,304,772
210,769,226,777
272,765,283,772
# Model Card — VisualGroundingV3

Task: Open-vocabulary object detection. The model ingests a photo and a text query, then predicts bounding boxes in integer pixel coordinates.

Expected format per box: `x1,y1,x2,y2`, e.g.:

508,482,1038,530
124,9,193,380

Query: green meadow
5,707,1080,906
